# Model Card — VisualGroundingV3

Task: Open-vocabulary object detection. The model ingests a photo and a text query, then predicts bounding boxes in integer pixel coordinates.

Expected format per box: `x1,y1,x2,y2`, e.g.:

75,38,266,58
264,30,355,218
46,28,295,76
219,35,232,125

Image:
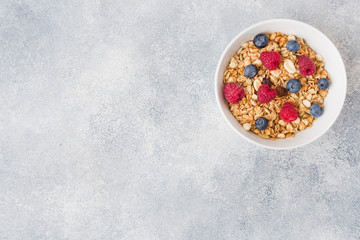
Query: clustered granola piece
223,32,330,139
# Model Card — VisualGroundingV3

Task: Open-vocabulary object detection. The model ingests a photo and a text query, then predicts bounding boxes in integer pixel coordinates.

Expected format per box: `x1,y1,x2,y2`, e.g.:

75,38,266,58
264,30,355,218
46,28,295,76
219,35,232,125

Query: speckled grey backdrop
1,0,360,239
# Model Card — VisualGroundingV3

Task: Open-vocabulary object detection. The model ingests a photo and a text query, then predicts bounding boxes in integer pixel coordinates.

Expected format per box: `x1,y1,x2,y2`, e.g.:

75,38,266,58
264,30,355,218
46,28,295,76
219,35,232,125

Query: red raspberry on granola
224,82,245,104
298,55,316,76
260,51,281,70
257,84,277,103
280,102,298,122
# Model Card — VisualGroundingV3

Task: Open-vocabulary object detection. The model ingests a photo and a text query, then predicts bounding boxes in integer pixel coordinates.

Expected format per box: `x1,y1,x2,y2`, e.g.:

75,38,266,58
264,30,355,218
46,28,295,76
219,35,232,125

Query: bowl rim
214,18,347,150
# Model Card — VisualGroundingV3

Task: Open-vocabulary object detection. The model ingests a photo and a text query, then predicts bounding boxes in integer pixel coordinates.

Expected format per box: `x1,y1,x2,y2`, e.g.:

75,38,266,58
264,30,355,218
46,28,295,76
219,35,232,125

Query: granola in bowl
223,32,330,139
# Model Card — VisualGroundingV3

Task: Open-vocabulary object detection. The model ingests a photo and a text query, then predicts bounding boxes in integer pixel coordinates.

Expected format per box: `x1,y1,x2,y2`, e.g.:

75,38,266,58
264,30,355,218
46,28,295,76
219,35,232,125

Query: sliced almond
284,59,296,73
253,79,261,91
243,123,251,131
302,99,311,108
302,119,309,125
229,61,237,68
316,54,323,62
277,133,285,139
270,33,277,40
270,69,281,77
253,59,262,66
246,85,251,93
308,89,317,95
288,34,296,41
244,58,251,66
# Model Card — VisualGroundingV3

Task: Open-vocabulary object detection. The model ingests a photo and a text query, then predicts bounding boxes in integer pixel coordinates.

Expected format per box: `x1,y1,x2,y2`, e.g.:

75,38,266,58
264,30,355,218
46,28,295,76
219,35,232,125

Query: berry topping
318,78,330,90
257,84,277,103
253,34,269,49
244,64,258,78
280,102,298,122
286,40,300,52
310,104,324,117
255,117,268,130
224,82,245,104
286,79,301,93
260,51,281,70
298,55,316,76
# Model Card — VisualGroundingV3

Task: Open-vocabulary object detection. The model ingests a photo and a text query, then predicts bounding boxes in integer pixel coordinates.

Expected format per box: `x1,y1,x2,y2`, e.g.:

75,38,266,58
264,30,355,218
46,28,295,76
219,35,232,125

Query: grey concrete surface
1,0,360,239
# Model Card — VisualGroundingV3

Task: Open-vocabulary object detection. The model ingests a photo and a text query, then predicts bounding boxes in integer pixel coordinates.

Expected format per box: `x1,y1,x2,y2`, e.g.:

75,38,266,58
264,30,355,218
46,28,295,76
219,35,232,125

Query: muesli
223,32,330,139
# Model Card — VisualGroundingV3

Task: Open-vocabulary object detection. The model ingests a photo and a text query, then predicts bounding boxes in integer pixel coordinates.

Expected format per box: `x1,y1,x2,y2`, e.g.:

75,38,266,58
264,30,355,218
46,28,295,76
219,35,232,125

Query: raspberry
257,84,277,103
224,82,245,104
280,102,298,122
260,51,281,70
298,55,316,76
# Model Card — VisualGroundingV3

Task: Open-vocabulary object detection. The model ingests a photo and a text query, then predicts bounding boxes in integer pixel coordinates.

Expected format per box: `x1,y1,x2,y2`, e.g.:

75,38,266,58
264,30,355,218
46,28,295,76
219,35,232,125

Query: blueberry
253,34,269,49
286,79,301,93
286,40,300,52
310,104,323,117
318,78,330,90
255,117,268,130
244,64,258,78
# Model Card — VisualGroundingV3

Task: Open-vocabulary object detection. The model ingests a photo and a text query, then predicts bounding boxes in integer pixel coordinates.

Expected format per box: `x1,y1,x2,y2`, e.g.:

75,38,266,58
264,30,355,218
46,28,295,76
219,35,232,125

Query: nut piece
229,61,237,68
284,59,296,73
277,133,285,139
308,89,317,95
252,94,258,100
243,123,251,131
316,54,323,61
288,34,296,41
303,99,311,108
246,85,251,93
270,69,281,77
244,58,251,66
228,77,235,83
254,80,261,91
253,59,262,66
302,119,309,125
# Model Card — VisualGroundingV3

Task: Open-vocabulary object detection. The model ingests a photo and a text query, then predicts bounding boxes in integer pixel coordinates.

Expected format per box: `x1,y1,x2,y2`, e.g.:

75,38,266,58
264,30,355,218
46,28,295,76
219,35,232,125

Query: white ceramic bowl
215,19,347,149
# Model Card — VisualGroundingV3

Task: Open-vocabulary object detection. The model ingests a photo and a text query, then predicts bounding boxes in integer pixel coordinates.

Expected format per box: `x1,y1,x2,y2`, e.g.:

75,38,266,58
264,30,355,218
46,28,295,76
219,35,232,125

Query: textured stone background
1,0,360,239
